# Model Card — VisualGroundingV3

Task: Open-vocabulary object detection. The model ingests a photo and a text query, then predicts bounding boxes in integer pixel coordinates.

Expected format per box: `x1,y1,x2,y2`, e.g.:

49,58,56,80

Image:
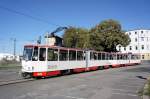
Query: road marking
116,82,142,86
117,84,139,88
112,88,133,92
112,92,138,97
112,88,138,94
58,94,86,99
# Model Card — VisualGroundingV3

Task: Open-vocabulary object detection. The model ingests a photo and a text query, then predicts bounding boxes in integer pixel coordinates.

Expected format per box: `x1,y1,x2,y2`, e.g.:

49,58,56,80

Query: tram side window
110,54,113,60
98,53,101,60
112,54,117,60
32,47,38,61
127,55,130,60
137,55,139,59
39,48,46,61
90,52,97,60
94,53,98,60
106,54,110,60
139,55,141,59
117,54,120,60
120,54,123,60
131,55,135,60
59,50,68,61
125,55,128,60
47,48,58,61
90,52,94,60
123,55,125,60
126,55,128,60
102,53,105,60
77,51,84,60
134,55,138,60
69,50,76,60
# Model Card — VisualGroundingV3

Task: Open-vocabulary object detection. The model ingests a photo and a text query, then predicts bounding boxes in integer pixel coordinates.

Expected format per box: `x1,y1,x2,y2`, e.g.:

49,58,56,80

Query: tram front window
39,48,46,61
32,47,38,61
23,47,33,61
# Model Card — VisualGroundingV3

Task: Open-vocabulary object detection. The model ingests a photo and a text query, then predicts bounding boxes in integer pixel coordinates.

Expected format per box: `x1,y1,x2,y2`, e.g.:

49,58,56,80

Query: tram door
37,47,47,71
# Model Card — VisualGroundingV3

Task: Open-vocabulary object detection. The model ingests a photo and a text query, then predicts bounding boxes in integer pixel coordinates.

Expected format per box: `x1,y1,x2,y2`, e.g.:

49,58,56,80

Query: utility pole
13,38,16,56
11,38,16,57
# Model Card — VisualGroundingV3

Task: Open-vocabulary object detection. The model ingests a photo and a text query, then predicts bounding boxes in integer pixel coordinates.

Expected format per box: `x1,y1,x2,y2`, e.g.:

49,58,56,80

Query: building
116,29,150,60
0,53,20,61
0,53,15,61
45,34,63,46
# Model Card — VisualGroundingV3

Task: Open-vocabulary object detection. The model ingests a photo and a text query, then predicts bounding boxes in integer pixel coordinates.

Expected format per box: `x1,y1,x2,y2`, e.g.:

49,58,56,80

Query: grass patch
138,89,144,96
139,78,150,97
143,80,150,96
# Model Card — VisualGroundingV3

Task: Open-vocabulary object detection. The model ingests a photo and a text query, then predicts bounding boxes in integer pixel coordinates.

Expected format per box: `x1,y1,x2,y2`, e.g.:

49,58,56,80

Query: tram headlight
32,66,34,70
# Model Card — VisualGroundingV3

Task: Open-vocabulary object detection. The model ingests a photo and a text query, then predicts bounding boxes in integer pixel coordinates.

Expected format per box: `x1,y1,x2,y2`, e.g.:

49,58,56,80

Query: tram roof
24,44,84,51
24,44,140,55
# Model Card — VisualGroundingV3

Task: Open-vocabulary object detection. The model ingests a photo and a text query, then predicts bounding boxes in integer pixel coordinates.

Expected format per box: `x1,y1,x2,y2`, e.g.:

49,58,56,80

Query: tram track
0,78,35,86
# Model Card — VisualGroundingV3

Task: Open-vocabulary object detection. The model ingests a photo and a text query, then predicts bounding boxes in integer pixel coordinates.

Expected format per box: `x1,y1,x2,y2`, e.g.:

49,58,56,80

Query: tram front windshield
23,46,39,61
23,47,33,61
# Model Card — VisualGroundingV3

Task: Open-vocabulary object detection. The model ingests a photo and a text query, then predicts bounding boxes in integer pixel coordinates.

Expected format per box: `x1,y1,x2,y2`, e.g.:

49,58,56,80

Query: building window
129,46,132,50
119,46,121,51
141,31,143,34
124,47,126,51
135,38,137,42
128,32,131,35
135,46,138,50
141,45,144,50
141,37,144,41
142,55,144,59
147,45,149,50
135,32,137,34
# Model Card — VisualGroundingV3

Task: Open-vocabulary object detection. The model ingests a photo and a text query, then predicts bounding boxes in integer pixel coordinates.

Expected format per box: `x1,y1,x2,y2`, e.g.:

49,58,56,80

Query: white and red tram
21,44,141,78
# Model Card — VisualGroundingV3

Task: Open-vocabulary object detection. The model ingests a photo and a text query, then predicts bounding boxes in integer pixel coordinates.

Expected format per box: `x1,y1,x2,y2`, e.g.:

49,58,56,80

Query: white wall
117,29,150,54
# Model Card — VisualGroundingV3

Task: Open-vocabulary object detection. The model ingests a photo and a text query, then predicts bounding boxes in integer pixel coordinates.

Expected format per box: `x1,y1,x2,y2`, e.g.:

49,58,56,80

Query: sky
0,0,150,55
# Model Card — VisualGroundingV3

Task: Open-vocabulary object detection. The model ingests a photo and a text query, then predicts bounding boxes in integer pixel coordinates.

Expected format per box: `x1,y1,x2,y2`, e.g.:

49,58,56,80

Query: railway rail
0,78,35,86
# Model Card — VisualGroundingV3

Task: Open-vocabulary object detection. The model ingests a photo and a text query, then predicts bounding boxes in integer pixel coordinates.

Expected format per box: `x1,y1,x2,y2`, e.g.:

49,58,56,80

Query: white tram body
21,44,141,78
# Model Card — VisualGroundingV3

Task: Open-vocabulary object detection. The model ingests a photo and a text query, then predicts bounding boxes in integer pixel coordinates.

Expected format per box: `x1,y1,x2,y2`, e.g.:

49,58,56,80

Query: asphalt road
0,63,150,99
0,68,21,82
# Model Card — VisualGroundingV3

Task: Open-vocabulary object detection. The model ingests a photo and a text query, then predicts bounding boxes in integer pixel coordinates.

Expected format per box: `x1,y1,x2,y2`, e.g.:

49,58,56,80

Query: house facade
116,29,150,60
0,53,20,61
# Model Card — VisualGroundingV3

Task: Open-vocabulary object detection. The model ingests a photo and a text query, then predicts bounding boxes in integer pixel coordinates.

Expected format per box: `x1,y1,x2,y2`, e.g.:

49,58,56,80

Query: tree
89,19,130,52
63,19,130,52
63,27,89,49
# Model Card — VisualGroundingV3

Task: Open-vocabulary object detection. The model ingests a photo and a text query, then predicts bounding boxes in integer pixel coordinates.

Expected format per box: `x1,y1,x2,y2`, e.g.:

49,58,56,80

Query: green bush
144,80,150,96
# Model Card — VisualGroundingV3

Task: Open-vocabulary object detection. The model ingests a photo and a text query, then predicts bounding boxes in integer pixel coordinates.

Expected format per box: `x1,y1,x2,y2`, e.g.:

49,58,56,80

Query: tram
21,44,141,78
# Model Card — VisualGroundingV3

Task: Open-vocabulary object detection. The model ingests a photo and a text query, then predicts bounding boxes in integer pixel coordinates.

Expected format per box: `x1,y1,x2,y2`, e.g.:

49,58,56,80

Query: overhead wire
0,5,60,27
